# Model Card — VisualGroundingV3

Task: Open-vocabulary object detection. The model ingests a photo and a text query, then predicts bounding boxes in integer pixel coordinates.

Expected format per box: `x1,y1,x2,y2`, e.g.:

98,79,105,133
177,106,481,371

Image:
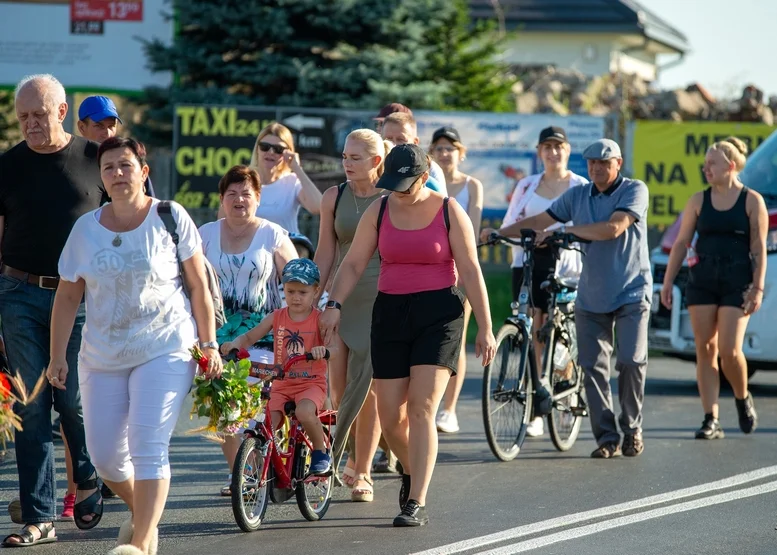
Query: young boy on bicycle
221,258,332,476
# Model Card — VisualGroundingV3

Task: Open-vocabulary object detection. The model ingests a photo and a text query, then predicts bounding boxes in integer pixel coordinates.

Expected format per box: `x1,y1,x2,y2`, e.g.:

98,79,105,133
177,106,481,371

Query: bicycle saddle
284,401,296,416
540,276,579,292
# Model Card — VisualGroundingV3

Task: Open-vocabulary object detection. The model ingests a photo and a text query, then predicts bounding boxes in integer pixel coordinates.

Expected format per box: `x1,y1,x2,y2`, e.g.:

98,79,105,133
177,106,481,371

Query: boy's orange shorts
268,380,327,414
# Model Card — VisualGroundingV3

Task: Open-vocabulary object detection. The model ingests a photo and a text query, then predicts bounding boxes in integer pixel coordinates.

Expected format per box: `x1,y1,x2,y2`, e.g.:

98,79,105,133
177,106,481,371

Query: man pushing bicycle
482,139,651,459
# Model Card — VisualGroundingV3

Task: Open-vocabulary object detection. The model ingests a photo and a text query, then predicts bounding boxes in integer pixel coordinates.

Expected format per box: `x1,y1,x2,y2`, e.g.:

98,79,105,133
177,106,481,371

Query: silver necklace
350,183,375,214
111,201,147,247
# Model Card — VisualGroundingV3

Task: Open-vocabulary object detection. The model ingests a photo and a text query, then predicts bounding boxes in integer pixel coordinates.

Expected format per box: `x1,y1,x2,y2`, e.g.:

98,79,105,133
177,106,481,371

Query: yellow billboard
632,121,775,227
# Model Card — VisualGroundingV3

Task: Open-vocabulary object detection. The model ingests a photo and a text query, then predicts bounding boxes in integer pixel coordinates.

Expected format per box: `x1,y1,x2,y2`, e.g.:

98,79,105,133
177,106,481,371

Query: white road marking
476,480,777,554
412,465,777,555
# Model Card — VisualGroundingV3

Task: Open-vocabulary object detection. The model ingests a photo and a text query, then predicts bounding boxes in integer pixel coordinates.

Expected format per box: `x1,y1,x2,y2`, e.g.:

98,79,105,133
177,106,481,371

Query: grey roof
469,0,689,53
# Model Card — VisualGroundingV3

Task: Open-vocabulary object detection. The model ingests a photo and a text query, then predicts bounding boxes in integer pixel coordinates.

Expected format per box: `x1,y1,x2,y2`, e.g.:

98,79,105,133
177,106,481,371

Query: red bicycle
227,350,337,532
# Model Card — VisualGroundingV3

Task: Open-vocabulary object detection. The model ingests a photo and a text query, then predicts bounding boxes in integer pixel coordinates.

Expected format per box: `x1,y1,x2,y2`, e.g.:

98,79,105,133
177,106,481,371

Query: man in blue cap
488,138,651,461
77,95,155,201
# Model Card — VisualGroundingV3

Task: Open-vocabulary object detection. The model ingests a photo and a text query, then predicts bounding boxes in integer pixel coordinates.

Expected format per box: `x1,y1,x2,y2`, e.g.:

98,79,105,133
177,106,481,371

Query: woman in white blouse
483,126,587,439
249,122,323,233
199,164,297,496
47,137,222,555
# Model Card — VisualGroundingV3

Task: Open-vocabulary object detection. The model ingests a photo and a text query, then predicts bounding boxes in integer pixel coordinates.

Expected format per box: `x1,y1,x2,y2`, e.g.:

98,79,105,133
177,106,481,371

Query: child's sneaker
309,450,331,476
59,493,75,521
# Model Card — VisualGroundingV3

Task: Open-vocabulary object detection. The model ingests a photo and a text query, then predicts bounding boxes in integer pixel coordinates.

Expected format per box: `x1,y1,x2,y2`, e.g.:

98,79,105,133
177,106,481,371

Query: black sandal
2,522,57,547
74,477,103,530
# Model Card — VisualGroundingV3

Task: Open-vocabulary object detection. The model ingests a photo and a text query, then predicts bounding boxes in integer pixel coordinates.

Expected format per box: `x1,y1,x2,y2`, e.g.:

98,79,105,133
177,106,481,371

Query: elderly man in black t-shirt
0,74,102,547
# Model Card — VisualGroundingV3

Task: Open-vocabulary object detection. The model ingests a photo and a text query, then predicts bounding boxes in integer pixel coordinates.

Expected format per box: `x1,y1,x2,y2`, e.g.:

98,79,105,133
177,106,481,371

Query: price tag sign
71,20,105,35
70,0,143,22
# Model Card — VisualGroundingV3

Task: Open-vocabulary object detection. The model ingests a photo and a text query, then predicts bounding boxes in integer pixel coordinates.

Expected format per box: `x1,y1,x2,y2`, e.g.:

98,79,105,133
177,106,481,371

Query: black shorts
685,255,752,308
511,249,557,312
371,287,465,379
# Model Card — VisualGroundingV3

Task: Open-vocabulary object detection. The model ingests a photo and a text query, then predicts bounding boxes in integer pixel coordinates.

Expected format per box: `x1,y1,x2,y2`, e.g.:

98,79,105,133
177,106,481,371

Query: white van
649,130,777,376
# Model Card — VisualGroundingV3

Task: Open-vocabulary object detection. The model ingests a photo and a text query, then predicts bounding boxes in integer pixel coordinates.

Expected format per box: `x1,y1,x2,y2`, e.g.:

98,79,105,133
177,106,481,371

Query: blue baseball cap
78,96,123,124
281,258,320,286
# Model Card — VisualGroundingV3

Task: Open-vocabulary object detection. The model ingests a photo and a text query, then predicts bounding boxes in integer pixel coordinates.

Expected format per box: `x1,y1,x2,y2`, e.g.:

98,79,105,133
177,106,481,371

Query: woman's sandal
351,474,374,503
107,546,144,555
74,476,104,530
2,522,57,547
341,465,357,487
115,518,158,555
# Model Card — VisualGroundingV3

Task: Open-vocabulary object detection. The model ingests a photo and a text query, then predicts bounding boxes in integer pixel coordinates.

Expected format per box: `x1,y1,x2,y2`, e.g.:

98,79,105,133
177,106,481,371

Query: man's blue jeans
0,274,94,524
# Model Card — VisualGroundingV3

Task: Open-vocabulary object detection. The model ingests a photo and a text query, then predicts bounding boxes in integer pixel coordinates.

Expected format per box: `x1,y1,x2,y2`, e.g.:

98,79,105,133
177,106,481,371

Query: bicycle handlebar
478,230,590,250
224,348,331,381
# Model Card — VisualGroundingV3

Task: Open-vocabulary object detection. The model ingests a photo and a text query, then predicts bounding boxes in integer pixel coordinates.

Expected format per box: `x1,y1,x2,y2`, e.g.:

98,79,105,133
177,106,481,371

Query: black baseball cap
537,126,568,145
432,126,461,144
376,144,430,192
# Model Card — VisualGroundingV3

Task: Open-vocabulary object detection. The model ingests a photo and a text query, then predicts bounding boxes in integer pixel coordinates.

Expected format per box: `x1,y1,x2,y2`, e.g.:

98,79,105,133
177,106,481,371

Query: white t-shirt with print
199,219,286,363
255,173,303,233
58,199,199,371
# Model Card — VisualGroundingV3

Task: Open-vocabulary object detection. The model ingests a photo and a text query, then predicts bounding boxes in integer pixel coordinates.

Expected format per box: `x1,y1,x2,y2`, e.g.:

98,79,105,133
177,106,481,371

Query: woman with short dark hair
47,137,222,555
199,164,297,496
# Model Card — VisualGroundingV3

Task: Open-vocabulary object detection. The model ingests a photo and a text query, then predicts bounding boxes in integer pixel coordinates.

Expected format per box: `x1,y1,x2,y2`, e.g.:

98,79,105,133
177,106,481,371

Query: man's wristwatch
200,341,219,350
325,300,342,311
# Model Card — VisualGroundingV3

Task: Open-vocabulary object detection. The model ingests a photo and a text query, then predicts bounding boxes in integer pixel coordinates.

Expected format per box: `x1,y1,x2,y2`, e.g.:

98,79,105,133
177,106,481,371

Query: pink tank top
378,199,456,295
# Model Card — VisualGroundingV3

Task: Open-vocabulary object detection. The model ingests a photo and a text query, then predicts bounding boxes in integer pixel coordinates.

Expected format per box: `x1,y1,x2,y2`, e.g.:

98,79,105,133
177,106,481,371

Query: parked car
649,130,777,376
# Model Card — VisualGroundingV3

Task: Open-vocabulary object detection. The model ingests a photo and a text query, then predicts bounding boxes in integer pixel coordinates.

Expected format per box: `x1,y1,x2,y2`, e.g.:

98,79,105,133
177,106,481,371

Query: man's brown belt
1,264,59,290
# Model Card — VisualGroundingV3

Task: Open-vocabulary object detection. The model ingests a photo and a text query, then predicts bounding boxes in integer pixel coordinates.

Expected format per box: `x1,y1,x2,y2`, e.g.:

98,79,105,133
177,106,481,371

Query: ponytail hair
345,129,392,176
708,136,748,172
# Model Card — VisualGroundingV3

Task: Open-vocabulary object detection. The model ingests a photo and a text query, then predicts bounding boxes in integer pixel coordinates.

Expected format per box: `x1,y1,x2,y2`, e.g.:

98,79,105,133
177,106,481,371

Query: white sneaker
436,410,460,433
526,417,545,437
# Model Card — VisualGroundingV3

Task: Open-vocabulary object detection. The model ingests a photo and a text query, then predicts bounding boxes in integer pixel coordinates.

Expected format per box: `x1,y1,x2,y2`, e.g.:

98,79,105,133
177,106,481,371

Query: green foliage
190,356,262,434
133,0,515,146
0,91,20,153
467,270,512,344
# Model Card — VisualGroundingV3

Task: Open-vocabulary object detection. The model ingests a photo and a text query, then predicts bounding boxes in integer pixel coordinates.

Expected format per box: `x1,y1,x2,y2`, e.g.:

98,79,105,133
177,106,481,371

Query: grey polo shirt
547,174,652,313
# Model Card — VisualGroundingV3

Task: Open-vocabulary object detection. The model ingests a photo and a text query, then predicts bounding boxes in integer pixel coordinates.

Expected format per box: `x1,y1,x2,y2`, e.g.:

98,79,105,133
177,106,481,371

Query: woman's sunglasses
258,142,287,155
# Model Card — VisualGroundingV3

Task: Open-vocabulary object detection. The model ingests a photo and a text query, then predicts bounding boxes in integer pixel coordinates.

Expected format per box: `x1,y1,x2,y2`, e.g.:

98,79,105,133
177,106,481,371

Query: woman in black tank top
660,137,767,440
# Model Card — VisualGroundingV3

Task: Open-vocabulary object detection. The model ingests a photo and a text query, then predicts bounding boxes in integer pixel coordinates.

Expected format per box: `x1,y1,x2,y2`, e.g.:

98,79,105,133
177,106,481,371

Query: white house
470,0,689,82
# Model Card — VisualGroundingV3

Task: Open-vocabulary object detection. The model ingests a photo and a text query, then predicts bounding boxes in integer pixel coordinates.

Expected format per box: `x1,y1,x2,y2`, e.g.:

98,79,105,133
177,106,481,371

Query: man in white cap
486,138,651,460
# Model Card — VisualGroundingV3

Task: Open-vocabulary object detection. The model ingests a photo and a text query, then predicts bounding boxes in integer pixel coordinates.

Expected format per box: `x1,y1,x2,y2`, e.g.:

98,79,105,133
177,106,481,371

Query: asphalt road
2,354,777,554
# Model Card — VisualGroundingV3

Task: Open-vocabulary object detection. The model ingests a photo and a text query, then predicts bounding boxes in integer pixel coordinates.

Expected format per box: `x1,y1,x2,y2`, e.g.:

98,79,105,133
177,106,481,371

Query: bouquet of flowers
189,345,263,438
0,369,45,451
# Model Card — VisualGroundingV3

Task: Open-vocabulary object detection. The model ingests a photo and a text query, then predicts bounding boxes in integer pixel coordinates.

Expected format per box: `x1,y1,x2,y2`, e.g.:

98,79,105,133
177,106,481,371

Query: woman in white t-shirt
47,137,222,555
483,126,587,439
199,165,297,496
249,122,323,233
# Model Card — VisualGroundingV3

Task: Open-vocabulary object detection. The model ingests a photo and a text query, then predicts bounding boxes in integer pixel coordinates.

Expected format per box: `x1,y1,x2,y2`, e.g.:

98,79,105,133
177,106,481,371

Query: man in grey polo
490,138,651,459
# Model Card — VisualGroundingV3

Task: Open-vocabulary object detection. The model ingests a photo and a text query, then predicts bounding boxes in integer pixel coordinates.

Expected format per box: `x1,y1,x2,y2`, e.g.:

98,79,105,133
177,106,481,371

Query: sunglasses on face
258,142,287,155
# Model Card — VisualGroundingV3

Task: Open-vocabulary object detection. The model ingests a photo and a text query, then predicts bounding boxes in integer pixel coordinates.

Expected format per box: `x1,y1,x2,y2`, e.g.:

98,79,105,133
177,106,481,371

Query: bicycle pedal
305,468,334,479
571,407,588,417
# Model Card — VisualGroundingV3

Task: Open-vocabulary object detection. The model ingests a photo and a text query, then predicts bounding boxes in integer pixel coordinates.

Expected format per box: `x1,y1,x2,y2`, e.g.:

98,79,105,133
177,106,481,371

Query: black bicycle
480,230,589,461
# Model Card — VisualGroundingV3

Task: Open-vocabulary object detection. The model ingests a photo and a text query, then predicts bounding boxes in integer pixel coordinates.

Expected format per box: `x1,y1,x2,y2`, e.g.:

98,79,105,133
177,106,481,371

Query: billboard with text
0,0,172,92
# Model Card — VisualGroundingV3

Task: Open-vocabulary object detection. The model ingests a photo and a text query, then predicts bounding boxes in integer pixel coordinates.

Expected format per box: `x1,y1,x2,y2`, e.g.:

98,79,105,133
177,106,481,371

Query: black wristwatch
325,300,342,310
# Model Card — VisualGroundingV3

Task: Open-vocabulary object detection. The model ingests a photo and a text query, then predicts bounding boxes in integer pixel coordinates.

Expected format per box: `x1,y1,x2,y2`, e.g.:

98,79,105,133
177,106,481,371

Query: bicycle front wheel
547,339,585,452
482,323,533,461
231,436,270,532
295,426,334,521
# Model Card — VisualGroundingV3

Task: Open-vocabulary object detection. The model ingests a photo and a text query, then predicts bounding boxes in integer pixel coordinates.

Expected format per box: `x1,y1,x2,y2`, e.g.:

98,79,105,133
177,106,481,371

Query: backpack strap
333,182,347,217
443,197,451,233
376,195,389,260
377,196,389,239
157,201,180,251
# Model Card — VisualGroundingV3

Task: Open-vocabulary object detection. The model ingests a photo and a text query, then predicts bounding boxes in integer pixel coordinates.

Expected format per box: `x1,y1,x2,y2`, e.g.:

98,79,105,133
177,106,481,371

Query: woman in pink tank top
320,144,496,527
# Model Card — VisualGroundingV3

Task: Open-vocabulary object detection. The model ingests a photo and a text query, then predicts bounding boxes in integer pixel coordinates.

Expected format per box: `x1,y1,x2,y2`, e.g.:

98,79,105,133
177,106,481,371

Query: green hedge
466,270,513,344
